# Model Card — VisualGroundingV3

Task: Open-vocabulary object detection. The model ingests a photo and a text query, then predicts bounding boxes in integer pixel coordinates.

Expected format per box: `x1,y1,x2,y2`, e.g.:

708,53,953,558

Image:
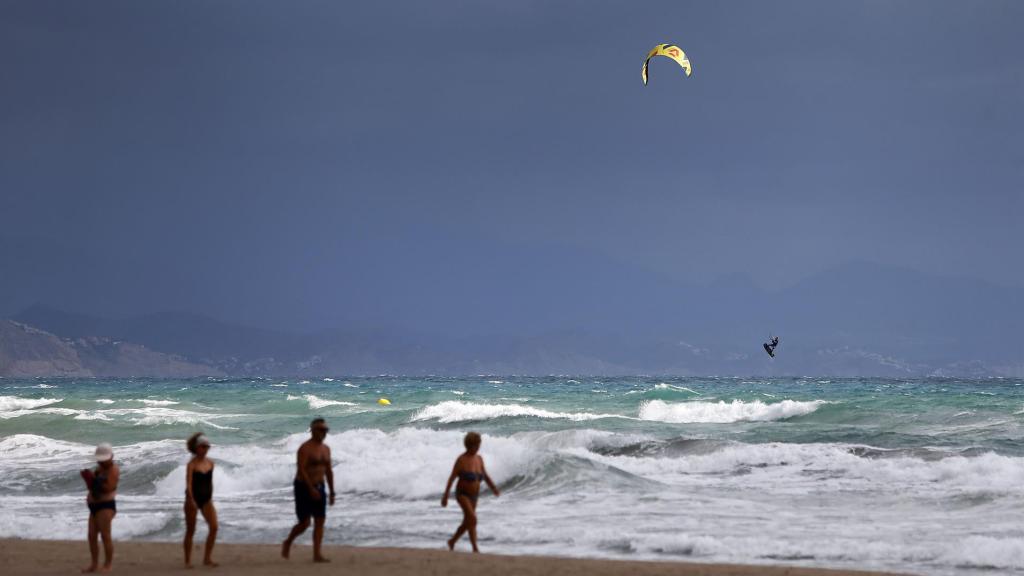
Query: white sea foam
0,434,184,482
153,428,536,499
410,401,626,423
0,498,172,540
286,394,357,410
324,429,522,498
0,400,237,427
943,536,1024,570
95,399,116,404
0,396,63,412
0,406,79,420
139,399,179,406
0,434,95,465
108,407,241,428
153,441,298,497
3,426,1023,575
74,411,113,421
654,383,702,395
638,399,824,423
586,440,1024,495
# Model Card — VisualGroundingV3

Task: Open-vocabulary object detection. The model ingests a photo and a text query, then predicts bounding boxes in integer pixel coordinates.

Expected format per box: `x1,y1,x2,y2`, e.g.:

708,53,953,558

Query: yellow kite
642,44,691,86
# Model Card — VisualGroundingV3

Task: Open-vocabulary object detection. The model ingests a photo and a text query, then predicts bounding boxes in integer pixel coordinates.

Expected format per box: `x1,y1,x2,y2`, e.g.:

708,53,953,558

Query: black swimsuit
190,469,213,508
88,500,116,516
87,472,116,516
456,471,484,505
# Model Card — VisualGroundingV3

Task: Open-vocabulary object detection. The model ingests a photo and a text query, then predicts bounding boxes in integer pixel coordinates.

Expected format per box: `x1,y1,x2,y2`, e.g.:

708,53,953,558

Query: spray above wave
410,401,627,424
638,399,825,423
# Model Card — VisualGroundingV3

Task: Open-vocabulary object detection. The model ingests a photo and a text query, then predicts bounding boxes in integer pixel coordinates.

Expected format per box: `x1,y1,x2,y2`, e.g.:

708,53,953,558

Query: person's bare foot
203,560,218,568
81,566,98,574
98,566,112,573
447,538,456,551
185,562,194,569
313,556,330,563
472,548,480,554
281,540,291,559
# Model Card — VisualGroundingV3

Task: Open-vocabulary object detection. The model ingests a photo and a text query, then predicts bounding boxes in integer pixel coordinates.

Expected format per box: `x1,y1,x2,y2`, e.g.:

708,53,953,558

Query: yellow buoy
377,398,391,406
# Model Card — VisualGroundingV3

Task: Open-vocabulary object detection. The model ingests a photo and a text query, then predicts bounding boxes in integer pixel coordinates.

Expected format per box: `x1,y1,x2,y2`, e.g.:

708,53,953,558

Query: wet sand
0,539,916,576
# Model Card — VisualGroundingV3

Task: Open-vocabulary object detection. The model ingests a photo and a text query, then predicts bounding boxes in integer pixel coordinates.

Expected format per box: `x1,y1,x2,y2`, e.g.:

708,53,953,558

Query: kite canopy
642,43,691,86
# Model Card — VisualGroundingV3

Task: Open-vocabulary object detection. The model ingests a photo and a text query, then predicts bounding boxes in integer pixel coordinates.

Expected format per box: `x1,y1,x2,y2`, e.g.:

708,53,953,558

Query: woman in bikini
183,433,218,568
441,431,500,552
80,443,119,573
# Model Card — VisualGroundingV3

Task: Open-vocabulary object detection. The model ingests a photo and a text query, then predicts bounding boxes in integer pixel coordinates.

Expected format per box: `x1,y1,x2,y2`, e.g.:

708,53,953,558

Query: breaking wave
410,401,626,423
286,394,357,410
638,399,825,423
0,396,63,412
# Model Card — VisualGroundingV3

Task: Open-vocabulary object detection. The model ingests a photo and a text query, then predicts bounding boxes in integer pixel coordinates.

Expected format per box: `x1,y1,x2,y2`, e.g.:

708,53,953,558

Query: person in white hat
79,442,119,573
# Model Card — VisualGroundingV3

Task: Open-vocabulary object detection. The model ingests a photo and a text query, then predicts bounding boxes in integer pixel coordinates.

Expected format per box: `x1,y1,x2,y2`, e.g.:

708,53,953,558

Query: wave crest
410,401,624,423
638,399,825,423
0,396,63,412
286,394,357,410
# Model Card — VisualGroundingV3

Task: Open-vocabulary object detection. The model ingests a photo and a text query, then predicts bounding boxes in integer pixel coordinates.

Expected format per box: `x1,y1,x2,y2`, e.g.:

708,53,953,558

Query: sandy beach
0,540,915,576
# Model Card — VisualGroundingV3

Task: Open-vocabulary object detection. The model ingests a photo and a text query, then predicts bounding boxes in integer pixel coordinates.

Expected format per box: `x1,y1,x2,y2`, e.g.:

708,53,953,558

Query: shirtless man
282,418,335,562
80,443,120,573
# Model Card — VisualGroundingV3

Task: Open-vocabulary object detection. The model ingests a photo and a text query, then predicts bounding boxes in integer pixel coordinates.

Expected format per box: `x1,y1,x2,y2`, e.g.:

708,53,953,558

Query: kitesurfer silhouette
763,336,779,358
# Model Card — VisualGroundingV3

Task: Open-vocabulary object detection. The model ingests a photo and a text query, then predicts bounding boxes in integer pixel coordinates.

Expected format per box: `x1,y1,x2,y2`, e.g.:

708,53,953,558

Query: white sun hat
94,443,113,462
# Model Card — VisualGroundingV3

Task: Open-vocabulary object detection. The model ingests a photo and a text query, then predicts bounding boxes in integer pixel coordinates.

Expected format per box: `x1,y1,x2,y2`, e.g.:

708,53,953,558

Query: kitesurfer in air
763,336,779,358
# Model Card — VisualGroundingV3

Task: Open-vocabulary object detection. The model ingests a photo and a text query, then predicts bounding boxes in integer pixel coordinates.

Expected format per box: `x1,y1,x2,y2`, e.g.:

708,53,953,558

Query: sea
1,376,1022,575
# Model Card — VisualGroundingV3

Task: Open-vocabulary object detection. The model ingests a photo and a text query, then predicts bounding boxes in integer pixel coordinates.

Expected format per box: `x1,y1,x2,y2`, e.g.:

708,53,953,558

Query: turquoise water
2,376,1023,575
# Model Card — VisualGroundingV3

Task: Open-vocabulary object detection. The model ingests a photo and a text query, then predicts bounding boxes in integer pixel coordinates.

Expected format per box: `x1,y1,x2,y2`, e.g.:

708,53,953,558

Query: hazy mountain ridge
0,320,220,378
4,262,1022,377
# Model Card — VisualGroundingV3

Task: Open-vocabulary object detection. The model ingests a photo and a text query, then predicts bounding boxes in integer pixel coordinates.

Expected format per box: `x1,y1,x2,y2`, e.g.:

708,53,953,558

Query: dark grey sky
2,1,1022,332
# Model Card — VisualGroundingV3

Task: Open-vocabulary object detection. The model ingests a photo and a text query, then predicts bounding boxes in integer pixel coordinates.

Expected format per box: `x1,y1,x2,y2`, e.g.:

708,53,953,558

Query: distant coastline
2,313,1020,378
2,311,1024,379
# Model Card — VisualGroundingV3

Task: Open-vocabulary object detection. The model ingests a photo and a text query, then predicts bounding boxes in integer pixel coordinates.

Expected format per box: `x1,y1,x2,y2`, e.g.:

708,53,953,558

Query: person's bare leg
447,521,466,551
184,501,197,568
465,502,479,553
448,495,474,551
82,514,99,573
200,503,219,567
96,509,115,572
281,519,309,559
312,517,329,562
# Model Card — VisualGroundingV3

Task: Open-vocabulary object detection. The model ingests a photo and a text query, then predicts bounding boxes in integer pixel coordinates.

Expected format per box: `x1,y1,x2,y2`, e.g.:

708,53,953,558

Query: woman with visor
184,432,218,568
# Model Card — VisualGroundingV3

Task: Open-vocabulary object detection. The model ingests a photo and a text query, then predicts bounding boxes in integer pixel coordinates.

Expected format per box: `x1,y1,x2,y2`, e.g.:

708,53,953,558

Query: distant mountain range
0,319,219,378
2,262,1022,377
